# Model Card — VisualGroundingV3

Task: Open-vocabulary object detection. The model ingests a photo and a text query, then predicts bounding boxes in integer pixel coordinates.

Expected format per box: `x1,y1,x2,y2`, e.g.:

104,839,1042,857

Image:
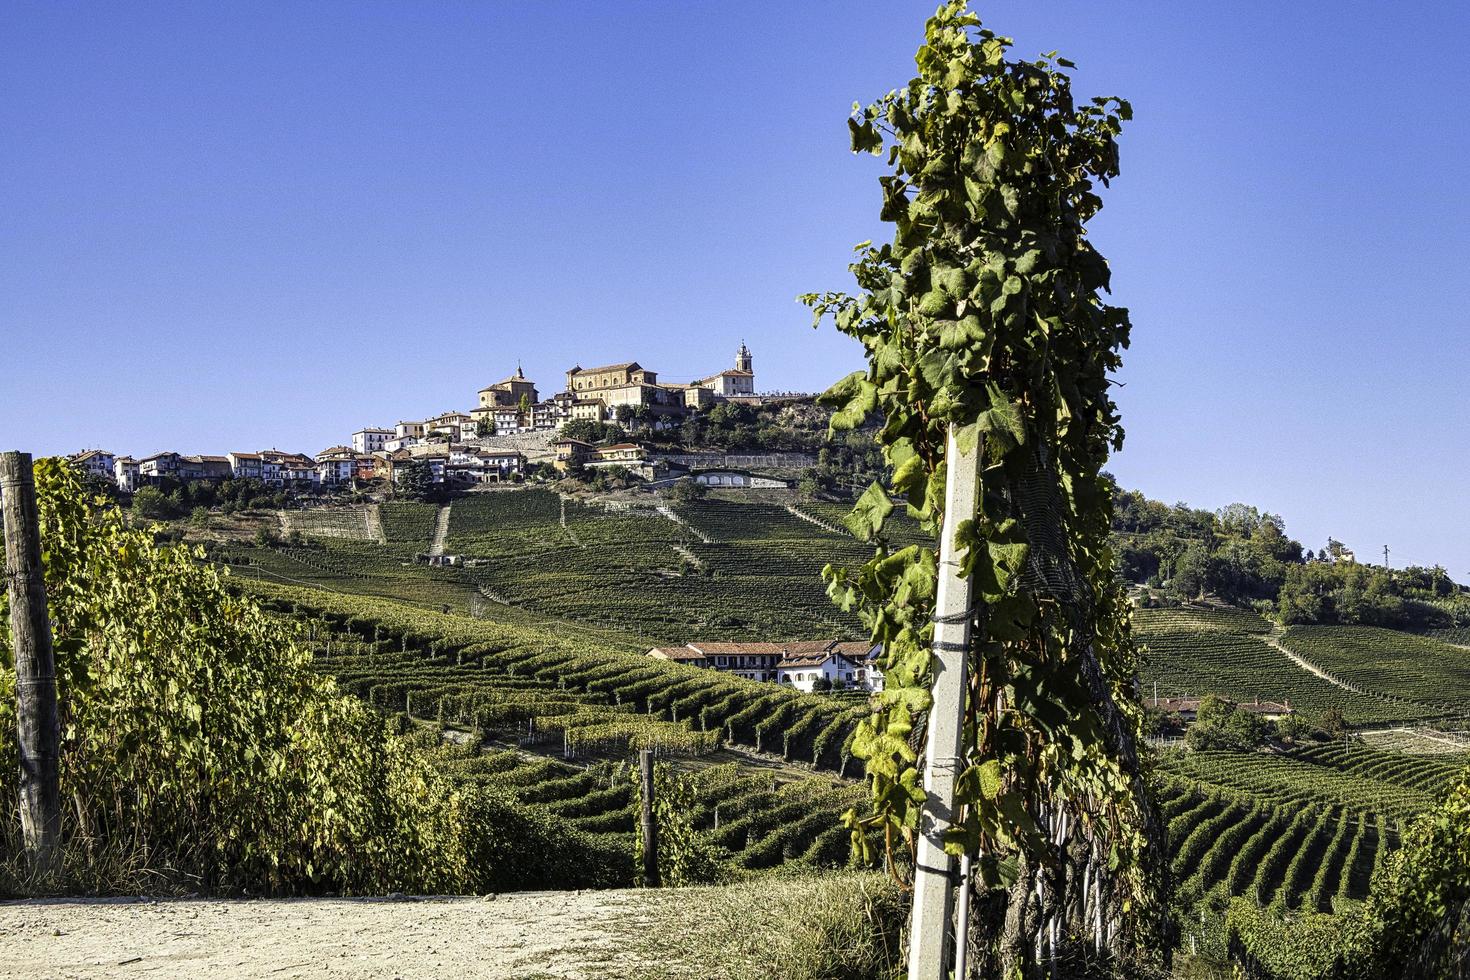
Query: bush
0,460,472,896
132,486,175,519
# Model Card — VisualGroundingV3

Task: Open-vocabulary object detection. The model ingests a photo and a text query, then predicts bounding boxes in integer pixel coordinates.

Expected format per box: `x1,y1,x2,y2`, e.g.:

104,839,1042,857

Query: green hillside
203,488,1470,970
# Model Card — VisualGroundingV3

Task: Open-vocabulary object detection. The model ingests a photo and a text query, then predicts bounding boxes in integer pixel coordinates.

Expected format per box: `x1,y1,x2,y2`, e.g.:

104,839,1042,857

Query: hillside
183,486,1470,971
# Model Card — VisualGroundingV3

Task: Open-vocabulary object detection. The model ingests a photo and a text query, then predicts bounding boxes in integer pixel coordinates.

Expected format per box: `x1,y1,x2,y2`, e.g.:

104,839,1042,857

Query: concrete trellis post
907,427,982,980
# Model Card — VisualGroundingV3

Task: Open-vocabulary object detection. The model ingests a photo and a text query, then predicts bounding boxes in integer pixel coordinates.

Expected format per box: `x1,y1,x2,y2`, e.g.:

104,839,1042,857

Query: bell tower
735,341,753,374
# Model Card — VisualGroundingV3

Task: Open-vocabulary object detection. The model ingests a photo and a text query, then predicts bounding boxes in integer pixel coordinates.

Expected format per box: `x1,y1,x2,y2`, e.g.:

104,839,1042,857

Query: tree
395,459,439,502
132,486,175,519
476,418,496,438
666,478,707,504
802,4,1167,972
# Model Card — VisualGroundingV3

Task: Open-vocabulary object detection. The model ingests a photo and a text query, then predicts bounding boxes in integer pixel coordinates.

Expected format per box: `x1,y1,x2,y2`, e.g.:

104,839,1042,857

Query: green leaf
844,482,894,542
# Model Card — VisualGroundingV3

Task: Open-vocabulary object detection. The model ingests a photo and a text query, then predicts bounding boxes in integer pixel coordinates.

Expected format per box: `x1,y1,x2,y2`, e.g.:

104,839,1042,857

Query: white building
71,450,116,481
228,452,264,480
689,343,756,398
315,447,358,486
692,470,791,489
352,427,394,454
113,456,140,493
647,639,882,692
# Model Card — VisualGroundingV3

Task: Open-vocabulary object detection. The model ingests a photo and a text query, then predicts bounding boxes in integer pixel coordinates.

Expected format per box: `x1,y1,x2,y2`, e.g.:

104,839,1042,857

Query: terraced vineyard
1281,625,1470,712
244,579,872,774
444,491,872,642
278,504,381,541
378,500,440,546
246,579,874,880
436,748,864,879
1155,741,1462,913
1136,610,1431,724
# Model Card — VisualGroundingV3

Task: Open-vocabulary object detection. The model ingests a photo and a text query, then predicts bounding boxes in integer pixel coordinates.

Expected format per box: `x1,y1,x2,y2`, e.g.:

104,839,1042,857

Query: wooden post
908,426,982,980
639,749,660,887
1,452,62,879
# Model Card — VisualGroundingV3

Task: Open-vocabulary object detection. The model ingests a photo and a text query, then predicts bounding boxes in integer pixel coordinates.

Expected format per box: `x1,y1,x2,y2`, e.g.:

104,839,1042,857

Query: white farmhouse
647,639,883,692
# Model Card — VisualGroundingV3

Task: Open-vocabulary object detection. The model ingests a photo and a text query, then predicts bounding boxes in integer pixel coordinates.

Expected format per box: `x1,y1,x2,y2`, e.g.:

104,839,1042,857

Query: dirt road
0,890,669,979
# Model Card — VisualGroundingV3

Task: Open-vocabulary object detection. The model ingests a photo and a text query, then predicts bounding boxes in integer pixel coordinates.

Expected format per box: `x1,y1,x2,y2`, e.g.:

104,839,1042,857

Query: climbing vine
801,2,1168,972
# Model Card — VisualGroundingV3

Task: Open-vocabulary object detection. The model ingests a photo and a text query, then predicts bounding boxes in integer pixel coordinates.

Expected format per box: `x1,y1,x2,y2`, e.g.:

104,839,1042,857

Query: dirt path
0,891,670,979
784,504,846,537
365,504,387,545
428,504,452,557
655,505,711,544
1256,629,1360,693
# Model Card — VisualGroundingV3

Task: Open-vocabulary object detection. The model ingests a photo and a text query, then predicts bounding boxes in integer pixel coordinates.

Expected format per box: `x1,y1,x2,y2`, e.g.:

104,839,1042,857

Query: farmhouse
648,639,884,692
1151,697,1295,723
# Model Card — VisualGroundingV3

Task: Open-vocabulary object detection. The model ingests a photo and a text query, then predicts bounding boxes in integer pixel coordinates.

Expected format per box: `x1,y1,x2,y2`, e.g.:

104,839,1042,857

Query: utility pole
1383,545,1390,569
908,427,982,980
1,452,62,880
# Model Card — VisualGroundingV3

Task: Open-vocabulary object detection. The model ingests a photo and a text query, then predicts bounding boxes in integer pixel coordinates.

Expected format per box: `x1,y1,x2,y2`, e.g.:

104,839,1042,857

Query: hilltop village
70,342,811,493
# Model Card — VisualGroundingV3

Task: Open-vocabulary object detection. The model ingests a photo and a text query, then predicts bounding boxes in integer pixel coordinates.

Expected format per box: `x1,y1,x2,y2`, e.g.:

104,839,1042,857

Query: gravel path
0,890,662,979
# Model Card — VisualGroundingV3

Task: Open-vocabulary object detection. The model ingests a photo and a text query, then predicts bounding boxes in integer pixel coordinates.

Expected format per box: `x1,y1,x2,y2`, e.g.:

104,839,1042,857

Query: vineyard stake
1,452,63,881
639,748,661,887
908,426,982,980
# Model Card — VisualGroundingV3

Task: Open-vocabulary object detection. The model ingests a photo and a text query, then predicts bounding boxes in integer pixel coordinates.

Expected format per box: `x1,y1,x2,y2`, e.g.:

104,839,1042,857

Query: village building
227,452,264,480
395,420,427,440
70,449,116,481
566,362,658,393
423,411,474,441
258,450,319,487
569,398,607,423
137,452,182,481
113,456,140,493
383,434,419,452
552,438,593,472
478,366,539,410
190,455,233,480
352,427,394,454
688,343,756,397
315,446,358,486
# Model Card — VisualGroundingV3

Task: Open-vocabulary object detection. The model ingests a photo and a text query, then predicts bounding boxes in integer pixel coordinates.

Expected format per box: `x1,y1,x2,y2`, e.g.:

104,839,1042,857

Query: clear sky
3,2,1467,572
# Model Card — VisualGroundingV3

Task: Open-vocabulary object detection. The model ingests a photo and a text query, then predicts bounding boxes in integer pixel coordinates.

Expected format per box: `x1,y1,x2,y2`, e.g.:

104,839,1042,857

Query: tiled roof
830,641,881,660
777,653,836,670
649,646,708,662
570,362,640,375
687,642,788,656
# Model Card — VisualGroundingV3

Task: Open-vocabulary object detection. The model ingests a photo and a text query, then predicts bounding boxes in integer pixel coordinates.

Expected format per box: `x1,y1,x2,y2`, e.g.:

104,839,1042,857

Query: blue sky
3,2,1467,572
